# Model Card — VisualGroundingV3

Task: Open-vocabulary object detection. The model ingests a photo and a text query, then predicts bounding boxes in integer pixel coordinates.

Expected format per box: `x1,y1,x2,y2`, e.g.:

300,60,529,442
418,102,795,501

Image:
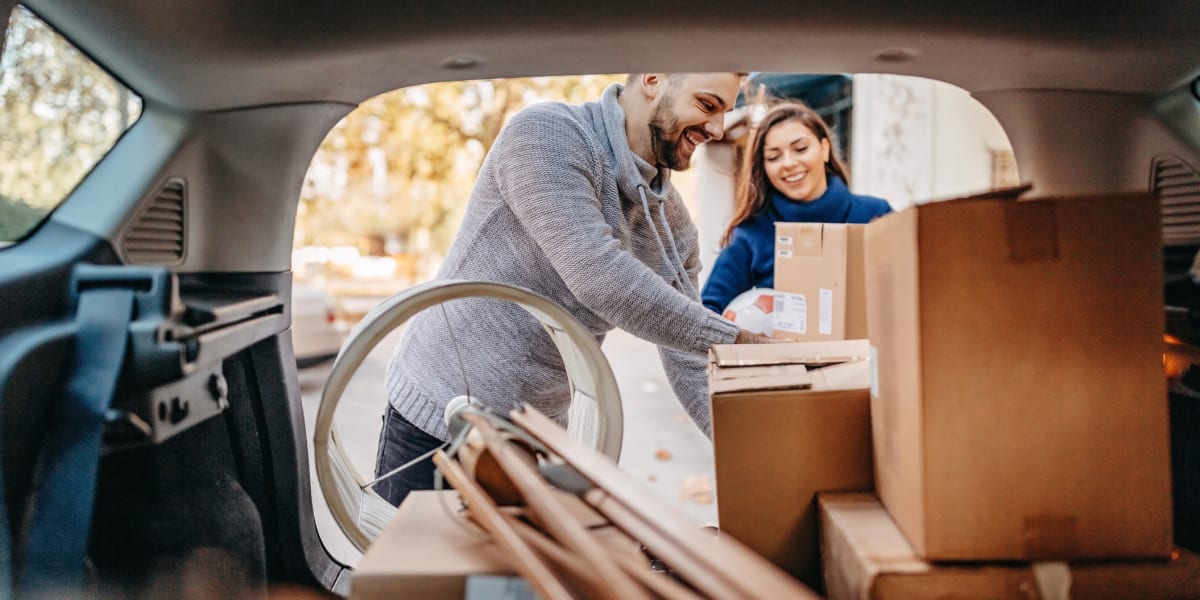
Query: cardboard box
820,493,1200,600
864,192,1173,561
353,491,509,599
352,490,635,598
773,223,868,341
710,340,875,590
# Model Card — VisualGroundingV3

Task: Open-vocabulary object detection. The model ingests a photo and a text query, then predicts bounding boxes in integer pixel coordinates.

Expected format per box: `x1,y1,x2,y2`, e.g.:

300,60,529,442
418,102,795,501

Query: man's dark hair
625,72,749,86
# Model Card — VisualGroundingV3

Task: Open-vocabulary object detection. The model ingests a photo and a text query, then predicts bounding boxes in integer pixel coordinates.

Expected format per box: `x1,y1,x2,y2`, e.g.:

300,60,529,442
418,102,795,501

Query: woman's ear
821,137,832,163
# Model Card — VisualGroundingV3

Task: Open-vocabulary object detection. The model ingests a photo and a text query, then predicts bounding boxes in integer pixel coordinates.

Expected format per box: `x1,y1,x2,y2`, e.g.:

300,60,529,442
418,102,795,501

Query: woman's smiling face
762,119,832,202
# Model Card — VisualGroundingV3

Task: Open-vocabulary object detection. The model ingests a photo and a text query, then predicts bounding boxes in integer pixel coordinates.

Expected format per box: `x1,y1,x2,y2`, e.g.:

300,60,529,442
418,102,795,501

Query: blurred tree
0,6,141,241
297,75,622,270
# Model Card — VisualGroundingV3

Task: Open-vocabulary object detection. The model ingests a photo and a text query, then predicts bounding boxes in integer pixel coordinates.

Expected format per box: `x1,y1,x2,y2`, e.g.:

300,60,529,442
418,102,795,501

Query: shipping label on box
773,291,807,335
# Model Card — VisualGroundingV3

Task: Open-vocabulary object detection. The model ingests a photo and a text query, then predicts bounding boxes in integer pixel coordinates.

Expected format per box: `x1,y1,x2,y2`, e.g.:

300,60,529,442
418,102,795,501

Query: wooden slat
584,487,744,599
432,450,575,600
512,406,822,600
464,413,650,600
506,515,612,593
607,542,708,600
509,515,705,600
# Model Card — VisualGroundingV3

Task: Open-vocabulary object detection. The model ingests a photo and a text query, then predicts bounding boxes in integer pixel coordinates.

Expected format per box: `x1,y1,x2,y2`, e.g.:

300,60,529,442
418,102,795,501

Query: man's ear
641,73,665,100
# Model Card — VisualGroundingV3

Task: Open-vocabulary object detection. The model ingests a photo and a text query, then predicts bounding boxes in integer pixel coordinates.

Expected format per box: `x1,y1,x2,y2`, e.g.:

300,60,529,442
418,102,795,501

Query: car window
0,5,142,244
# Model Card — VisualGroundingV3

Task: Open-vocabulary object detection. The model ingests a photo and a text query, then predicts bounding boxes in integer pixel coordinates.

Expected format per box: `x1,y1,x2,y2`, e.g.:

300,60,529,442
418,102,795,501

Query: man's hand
734,328,776,344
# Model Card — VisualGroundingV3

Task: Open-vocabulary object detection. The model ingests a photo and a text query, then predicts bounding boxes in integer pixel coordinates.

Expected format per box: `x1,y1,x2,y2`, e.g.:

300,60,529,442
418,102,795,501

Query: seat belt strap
20,286,136,594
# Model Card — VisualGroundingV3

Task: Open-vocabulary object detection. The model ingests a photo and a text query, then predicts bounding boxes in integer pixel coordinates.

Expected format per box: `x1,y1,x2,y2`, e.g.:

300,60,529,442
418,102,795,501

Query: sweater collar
598,83,671,206
597,84,694,296
767,174,853,223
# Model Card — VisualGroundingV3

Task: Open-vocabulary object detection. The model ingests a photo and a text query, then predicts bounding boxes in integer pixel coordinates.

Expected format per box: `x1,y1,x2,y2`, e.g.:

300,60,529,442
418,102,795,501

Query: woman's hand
734,329,777,344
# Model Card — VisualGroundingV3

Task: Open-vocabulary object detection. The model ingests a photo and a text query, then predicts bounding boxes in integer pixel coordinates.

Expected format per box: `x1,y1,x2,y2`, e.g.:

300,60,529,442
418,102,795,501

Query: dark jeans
373,405,445,507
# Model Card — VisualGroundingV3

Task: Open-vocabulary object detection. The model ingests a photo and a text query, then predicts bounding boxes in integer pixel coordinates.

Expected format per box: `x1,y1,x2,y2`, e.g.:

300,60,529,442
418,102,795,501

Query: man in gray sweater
375,73,767,506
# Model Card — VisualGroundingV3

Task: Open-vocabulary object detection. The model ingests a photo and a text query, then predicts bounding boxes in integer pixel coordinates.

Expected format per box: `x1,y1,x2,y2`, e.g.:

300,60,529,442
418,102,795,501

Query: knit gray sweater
386,84,739,440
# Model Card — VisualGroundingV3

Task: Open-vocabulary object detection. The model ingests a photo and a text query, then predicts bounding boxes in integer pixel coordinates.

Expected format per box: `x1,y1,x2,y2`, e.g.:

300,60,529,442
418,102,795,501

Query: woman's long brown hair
720,102,850,247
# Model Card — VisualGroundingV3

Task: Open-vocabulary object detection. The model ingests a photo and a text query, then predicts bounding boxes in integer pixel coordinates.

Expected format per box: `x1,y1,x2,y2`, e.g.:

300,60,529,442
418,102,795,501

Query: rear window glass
0,5,142,243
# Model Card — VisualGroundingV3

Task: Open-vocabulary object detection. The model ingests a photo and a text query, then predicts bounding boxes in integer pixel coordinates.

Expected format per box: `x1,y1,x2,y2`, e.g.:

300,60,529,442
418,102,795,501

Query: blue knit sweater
701,176,891,313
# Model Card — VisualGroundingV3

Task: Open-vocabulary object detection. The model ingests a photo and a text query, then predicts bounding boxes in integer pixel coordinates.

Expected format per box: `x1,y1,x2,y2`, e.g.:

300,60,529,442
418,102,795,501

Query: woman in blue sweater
702,102,892,315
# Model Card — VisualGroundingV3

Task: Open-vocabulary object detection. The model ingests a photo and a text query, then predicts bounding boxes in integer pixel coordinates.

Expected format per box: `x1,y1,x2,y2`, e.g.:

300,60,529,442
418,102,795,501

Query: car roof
22,0,1200,111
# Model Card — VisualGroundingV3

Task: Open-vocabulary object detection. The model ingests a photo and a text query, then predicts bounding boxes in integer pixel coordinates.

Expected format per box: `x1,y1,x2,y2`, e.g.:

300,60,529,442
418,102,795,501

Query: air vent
124,177,186,264
1154,155,1200,246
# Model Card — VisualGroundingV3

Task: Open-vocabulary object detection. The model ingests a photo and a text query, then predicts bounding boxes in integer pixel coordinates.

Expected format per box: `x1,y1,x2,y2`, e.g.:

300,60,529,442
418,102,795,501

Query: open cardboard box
710,339,874,590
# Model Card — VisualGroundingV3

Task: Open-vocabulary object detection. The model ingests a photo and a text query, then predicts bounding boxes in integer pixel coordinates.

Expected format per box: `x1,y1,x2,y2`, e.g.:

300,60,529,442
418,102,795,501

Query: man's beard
648,98,691,171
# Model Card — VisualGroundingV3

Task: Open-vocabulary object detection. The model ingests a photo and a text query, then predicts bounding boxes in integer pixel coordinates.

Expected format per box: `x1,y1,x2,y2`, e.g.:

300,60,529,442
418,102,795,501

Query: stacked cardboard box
717,191,1181,597
863,191,1173,562
773,223,868,341
819,493,1199,600
709,340,875,590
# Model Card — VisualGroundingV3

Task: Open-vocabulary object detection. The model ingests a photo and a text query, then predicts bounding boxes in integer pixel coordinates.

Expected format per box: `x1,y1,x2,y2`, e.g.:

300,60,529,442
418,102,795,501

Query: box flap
710,360,871,394
711,361,809,382
809,359,872,391
922,183,1033,206
710,339,870,367
710,363,811,394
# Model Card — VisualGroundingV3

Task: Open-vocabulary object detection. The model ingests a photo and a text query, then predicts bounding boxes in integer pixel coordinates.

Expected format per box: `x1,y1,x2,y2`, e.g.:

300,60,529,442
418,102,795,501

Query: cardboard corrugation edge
864,205,929,557
710,340,871,368
914,206,930,559
819,493,932,600
710,362,806,382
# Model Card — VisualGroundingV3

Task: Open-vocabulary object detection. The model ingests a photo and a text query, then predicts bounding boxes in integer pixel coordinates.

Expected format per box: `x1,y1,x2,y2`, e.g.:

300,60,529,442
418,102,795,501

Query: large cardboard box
710,340,875,590
774,223,868,341
820,493,1200,600
864,192,1173,561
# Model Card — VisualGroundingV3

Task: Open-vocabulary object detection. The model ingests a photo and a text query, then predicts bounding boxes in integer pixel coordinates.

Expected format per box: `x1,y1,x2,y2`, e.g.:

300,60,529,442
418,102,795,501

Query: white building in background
679,74,1019,287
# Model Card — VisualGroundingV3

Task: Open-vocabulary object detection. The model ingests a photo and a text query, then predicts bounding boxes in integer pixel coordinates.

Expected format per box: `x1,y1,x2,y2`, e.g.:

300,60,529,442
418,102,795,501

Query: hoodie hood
598,84,672,206
597,83,695,296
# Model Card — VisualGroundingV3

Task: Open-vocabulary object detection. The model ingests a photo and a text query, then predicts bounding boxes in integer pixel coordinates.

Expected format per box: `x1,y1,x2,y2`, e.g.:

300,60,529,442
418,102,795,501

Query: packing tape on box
1032,561,1071,600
